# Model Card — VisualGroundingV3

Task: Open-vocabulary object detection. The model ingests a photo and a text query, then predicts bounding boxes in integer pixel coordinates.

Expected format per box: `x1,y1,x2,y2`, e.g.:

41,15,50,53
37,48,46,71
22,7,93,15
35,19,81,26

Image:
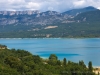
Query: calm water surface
0,38,100,66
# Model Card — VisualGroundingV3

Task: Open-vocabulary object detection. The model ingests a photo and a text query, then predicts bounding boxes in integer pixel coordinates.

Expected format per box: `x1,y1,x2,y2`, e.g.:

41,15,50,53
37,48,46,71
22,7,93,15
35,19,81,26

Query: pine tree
88,61,93,72
63,58,67,66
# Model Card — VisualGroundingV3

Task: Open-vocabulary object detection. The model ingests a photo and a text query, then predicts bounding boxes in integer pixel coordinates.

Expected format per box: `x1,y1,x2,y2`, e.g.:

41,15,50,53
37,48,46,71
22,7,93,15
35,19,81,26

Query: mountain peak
41,11,60,16
62,6,97,16
83,6,96,10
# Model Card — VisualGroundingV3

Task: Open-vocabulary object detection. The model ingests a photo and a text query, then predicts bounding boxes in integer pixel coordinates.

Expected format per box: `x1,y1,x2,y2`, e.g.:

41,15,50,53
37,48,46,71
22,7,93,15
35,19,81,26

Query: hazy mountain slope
0,6,97,26
0,11,68,26
0,6,100,38
62,6,97,16
74,9,100,22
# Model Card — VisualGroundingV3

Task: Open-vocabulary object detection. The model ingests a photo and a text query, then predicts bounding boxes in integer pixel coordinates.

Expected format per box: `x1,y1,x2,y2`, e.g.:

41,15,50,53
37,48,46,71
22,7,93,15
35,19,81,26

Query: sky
0,0,100,12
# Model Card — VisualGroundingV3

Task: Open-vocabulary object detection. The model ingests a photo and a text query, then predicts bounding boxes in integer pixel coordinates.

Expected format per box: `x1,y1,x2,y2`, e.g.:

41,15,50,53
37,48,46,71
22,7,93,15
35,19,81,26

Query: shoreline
0,37,100,39
93,66,100,68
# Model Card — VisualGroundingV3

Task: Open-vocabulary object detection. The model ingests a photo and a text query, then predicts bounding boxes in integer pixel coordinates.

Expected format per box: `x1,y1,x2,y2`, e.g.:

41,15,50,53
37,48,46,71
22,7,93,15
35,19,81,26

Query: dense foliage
0,45,95,75
0,22,100,38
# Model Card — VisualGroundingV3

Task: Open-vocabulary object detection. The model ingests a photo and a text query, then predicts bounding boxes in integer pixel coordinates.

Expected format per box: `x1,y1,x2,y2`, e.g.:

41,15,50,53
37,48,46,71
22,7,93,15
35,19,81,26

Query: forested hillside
0,44,95,75
74,10,100,22
0,22,100,38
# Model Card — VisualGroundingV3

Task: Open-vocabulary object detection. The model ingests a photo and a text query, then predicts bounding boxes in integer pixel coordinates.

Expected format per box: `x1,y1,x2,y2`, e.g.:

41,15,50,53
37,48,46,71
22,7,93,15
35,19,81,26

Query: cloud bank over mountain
0,0,100,12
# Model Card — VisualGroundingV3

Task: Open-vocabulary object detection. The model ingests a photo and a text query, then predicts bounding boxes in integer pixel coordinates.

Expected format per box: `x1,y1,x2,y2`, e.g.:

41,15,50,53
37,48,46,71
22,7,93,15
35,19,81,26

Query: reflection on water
0,38,100,66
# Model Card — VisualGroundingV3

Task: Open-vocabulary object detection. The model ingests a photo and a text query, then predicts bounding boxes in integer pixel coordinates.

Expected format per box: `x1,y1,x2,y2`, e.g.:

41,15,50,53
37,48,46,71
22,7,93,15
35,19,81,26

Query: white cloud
97,7,100,9
8,0,24,4
26,2,40,10
73,0,85,7
0,0,100,12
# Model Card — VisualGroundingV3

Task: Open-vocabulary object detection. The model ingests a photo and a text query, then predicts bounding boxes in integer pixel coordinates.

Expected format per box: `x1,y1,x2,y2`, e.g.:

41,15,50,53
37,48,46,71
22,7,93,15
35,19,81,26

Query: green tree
57,60,61,66
63,58,67,66
4,56,21,68
88,61,93,72
48,54,58,65
79,60,86,68
49,54,58,60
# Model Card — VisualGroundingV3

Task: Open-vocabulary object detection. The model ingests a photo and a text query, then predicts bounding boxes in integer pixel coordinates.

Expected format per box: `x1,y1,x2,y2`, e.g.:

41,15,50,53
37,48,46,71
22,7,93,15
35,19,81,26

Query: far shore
0,37,100,39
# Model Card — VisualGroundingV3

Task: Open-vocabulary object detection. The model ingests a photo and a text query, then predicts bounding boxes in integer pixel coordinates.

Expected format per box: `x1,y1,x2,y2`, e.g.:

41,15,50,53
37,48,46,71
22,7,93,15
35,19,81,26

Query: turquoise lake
0,38,100,67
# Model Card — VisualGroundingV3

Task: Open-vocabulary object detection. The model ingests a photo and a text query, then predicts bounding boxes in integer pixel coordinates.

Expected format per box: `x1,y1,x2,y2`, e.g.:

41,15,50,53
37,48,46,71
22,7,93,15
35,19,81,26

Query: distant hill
0,6,100,38
0,22,100,38
74,9,100,22
62,6,97,16
0,6,97,26
0,10,68,26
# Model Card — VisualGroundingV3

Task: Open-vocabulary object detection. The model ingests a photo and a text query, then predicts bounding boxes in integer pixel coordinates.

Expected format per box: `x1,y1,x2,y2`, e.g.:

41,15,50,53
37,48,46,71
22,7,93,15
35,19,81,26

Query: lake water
0,38,100,67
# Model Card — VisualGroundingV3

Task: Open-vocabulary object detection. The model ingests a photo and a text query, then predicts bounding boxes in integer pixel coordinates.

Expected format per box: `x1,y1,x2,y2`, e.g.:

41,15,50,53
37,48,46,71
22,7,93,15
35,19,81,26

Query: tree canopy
0,45,95,75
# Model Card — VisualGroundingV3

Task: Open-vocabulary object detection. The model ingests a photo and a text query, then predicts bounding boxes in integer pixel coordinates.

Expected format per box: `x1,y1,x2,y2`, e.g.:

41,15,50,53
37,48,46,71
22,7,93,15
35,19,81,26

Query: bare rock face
0,6,96,26
0,10,71,26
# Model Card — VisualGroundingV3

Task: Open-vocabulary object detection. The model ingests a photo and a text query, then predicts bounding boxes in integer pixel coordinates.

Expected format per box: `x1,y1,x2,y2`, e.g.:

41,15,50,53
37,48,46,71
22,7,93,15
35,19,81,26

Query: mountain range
0,6,97,25
0,6,100,38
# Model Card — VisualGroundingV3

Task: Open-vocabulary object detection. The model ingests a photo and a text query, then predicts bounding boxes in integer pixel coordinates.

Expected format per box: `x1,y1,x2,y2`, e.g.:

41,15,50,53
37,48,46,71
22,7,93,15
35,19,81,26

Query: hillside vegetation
0,45,95,75
75,10,100,22
0,22,100,38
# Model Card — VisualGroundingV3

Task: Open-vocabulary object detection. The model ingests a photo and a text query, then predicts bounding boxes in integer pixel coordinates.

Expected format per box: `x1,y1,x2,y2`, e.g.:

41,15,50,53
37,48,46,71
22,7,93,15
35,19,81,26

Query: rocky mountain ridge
0,11,70,25
0,6,97,25
0,10,40,15
62,6,97,16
